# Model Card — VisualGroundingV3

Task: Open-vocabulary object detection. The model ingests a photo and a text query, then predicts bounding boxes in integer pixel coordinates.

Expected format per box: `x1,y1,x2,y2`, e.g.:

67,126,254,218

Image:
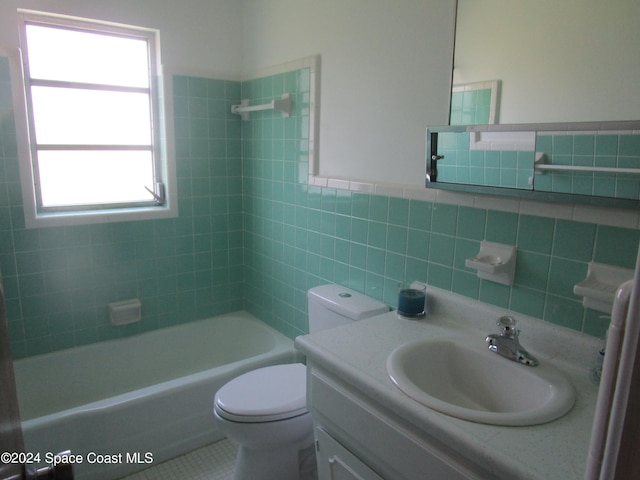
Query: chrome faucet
486,316,538,367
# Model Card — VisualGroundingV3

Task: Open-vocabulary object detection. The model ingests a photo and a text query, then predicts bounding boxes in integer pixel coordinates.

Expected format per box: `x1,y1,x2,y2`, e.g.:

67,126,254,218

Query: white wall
0,0,244,78
241,0,457,187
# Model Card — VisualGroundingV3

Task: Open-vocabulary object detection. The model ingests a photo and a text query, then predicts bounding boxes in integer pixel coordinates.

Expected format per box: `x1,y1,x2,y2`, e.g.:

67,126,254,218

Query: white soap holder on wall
573,262,634,313
465,241,517,286
108,298,142,326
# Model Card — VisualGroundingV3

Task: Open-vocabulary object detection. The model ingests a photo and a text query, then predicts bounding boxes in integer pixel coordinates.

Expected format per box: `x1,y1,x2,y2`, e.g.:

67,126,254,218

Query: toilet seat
214,363,308,423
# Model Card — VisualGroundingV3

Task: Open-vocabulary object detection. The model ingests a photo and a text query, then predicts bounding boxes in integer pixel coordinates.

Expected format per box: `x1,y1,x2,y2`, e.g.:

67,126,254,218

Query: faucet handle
496,315,519,338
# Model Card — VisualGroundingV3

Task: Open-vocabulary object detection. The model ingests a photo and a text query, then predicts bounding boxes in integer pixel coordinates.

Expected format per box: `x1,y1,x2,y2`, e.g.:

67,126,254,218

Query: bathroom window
15,10,176,227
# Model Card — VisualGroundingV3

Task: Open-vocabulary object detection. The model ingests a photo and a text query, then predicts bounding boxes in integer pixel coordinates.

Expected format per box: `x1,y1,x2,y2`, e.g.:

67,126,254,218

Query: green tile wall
0,56,244,358
241,67,639,341
1,56,639,360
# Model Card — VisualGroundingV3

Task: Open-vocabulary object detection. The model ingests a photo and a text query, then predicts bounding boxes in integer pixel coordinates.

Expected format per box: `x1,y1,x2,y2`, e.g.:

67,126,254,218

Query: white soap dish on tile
573,262,634,313
466,241,517,286
108,298,142,326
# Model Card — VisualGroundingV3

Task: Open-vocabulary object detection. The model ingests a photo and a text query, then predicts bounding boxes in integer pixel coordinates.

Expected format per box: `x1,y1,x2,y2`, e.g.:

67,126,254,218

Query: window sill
24,203,178,229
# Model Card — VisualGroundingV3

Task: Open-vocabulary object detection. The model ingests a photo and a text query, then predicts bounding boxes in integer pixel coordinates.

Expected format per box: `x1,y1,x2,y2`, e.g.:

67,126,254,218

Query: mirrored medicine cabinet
439,0,640,208
426,122,640,208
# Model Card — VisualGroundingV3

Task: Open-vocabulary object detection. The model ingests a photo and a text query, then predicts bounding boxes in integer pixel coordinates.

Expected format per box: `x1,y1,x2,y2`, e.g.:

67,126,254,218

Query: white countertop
295,287,601,480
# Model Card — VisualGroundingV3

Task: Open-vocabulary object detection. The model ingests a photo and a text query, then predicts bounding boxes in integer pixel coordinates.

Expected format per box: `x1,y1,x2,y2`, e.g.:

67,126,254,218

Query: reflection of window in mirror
450,80,500,125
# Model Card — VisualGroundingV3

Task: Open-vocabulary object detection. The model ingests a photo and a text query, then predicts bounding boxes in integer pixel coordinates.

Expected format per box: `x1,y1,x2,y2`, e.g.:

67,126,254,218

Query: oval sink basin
386,338,575,426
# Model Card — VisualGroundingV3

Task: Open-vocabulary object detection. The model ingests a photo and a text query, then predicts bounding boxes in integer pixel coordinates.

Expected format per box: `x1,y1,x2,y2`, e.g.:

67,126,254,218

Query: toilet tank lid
307,284,389,320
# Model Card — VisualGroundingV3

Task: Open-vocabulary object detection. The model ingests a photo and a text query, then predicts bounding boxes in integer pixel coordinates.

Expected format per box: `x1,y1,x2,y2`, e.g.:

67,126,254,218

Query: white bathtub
14,311,300,480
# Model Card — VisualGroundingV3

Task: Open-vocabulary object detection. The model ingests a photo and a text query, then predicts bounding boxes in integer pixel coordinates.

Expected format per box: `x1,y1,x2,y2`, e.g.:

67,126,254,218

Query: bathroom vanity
295,287,600,480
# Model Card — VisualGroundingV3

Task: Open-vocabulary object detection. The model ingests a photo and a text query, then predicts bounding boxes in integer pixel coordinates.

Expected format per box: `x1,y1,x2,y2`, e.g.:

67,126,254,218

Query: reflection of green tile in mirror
436,132,534,190
450,87,493,125
535,133,640,200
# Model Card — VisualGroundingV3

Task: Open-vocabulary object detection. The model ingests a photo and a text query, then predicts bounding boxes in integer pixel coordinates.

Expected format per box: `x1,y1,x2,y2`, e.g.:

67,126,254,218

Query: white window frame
12,9,177,228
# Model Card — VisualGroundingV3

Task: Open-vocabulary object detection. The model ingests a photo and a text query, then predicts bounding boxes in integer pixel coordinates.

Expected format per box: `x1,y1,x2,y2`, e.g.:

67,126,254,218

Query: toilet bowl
214,364,314,480
213,285,389,480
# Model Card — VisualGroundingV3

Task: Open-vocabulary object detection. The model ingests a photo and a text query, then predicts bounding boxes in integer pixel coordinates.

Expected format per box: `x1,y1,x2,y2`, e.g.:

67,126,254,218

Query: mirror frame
426,121,640,209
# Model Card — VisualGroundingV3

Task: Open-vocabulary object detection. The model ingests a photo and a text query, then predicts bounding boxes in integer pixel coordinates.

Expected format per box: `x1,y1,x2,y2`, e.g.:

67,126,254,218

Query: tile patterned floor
120,439,236,480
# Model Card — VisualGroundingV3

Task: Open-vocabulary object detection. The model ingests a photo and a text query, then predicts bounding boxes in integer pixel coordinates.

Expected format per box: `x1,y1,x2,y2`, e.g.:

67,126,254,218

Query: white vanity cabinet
296,290,600,480
309,368,489,480
315,427,384,480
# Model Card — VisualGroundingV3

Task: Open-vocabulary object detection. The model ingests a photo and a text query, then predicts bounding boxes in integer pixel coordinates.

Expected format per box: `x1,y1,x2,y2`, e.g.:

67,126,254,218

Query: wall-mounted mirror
427,122,640,208
451,0,640,125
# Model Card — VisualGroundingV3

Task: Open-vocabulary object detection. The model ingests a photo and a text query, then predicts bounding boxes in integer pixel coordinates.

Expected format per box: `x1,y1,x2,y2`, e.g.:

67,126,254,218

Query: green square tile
615,178,640,200
388,198,410,227
429,233,455,266
536,135,553,153
517,215,555,254
404,259,428,285
16,251,43,274
385,252,406,281
428,263,452,290
369,195,389,223
485,211,518,244
307,185,322,209
407,230,430,259
451,269,479,299
479,280,510,308
350,218,368,245
386,225,407,254
366,247,386,276
408,200,432,231
321,188,337,212
334,238,351,263
320,235,335,258
500,151,517,168
595,135,618,156
484,168,500,187
351,193,370,219
515,251,550,291
553,135,573,154
510,285,545,319
573,135,595,156
457,207,486,240
320,212,336,236
367,222,387,249
619,134,640,156
485,151,500,168
594,225,639,268
593,176,617,198
335,215,351,240
336,189,352,215
553,220,595,261
349,243,367,269
431,203,458,235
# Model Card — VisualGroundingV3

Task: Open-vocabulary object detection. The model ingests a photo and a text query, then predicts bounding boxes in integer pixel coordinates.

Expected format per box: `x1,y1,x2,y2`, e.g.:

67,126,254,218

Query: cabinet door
316,427,384,480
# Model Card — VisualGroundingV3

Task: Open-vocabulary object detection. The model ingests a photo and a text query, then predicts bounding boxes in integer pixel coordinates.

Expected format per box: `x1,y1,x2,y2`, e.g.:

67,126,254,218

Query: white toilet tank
307,284,389,333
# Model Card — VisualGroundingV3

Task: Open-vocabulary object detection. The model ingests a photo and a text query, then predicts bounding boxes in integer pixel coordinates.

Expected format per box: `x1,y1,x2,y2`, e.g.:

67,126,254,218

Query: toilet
213,284,389,480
